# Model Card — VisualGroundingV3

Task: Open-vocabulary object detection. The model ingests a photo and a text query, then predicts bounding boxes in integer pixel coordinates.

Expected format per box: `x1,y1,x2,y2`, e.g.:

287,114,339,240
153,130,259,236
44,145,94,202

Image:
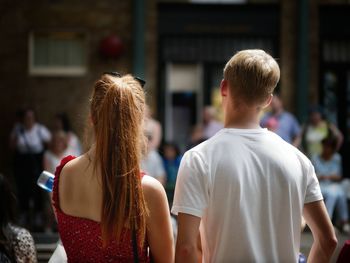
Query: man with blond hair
172,49,337,262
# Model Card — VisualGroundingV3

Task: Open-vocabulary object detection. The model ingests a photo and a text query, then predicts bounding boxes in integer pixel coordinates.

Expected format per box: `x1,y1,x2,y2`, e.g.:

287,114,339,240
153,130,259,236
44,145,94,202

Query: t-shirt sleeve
171,150,209,218
305,161,323,204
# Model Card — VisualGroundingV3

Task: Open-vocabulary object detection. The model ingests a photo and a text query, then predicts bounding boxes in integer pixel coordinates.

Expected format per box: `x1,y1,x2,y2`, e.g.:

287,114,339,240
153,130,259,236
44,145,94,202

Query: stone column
280,0,297,113
296,0,309,122
309,0,319,105
133,0,145,78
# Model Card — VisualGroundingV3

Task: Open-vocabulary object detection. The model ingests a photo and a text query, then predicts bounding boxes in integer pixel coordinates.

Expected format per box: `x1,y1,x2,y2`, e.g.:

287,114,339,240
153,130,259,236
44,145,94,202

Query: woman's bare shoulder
59,155,90,195
142,175,165,193
141,175,167,204
60,155,88,178
58,154,100,218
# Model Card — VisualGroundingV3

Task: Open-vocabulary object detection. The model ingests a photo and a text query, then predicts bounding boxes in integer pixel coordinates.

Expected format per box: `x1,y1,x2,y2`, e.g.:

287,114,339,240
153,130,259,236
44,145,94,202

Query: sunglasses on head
103,71,146,88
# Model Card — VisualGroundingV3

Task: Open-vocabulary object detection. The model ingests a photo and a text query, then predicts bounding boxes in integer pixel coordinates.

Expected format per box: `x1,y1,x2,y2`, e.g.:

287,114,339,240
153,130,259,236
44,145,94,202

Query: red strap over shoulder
140,171,146,178
54,155,76,177
52,155,76,210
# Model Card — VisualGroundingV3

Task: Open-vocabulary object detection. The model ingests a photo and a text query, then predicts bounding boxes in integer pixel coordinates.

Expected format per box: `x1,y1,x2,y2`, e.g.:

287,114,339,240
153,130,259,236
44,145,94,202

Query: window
29,31,87,76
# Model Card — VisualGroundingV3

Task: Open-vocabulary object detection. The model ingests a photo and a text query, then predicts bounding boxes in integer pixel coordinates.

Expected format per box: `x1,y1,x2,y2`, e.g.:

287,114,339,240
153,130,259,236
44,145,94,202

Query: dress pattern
52,156,149,263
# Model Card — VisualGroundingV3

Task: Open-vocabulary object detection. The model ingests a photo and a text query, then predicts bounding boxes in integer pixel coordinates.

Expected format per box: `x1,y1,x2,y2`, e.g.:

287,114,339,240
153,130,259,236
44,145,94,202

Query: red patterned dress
52,156,149,263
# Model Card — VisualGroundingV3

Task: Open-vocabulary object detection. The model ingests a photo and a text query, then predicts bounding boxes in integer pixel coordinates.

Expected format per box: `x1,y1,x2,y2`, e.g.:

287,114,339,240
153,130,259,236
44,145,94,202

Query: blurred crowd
260,94,349,234
0,91,349,261
8,109,82,232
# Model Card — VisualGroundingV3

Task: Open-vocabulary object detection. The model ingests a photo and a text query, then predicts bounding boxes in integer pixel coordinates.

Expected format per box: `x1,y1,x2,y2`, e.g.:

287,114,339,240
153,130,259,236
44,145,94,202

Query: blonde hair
89,73,148,247
223,49,280,106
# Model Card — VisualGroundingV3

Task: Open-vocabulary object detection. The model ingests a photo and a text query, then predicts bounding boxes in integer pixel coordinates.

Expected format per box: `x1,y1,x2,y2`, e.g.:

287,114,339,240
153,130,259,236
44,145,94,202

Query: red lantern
99,35,124,58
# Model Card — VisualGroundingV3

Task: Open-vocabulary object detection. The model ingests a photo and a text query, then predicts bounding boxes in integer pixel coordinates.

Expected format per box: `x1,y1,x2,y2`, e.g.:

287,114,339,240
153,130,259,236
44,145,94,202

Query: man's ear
220,79,228,97
262,94,273,109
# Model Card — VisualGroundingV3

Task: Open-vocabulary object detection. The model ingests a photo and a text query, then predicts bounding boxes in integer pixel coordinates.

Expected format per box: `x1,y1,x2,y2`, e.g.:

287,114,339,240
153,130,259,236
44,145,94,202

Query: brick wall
0,0,347,174
0,0,156,175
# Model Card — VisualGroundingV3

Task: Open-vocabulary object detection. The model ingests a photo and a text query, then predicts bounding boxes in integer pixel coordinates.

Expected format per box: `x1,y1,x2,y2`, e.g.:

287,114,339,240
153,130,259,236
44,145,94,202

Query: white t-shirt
172,128,322,263
12,123,51,154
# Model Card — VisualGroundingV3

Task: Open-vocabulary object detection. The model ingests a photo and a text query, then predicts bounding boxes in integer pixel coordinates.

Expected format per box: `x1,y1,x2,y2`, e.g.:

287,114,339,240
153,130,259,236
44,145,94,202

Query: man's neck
224,107,262,129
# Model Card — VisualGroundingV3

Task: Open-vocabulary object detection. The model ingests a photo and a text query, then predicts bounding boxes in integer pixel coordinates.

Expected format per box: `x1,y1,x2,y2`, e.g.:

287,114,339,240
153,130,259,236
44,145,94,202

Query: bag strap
19,127,42,176
19,126,34,153
132,228,139,263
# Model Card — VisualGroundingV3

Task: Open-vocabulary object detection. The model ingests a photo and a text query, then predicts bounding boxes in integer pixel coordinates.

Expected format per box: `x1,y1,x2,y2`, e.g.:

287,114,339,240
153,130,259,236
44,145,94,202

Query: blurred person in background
260,93,301,146
301,106,343,158
141,134,166,186
43,131,68,174
42,130,69,233
264,116,279,132
187,125,206,150
10,108,51,229
0,174,37,262
161,142,182,205
311,137,350,234
52,73,173,262
145,105,162,151
202,106,223,139
52,113,82,156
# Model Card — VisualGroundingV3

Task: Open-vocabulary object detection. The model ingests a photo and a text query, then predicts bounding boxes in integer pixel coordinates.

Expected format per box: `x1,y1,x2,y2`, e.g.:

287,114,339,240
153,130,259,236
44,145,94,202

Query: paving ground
34,231,349,262
33,233,58,263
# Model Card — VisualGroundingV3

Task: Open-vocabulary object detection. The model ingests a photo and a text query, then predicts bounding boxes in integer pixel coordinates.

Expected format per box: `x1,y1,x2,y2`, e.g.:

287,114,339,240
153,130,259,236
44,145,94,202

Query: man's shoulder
289,145,313,170
265,131,311,165
182,140,214,171
184,143,206,161
184,130,247,163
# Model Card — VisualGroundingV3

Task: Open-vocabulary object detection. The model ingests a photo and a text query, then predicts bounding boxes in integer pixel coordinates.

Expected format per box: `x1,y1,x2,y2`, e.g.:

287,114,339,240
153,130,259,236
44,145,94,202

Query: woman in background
43,131,68,174
0,174,37,262
311,137,350,234
52,113,82,157
43,130,69,232
52,73,174,262
301,106,343,158
10,108,51,229
161,142,182,206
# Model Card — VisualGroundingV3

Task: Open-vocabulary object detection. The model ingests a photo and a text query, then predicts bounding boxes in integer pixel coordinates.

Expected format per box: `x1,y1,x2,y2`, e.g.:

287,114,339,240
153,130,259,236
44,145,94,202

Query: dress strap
52,155,76,211
140,171,146,179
